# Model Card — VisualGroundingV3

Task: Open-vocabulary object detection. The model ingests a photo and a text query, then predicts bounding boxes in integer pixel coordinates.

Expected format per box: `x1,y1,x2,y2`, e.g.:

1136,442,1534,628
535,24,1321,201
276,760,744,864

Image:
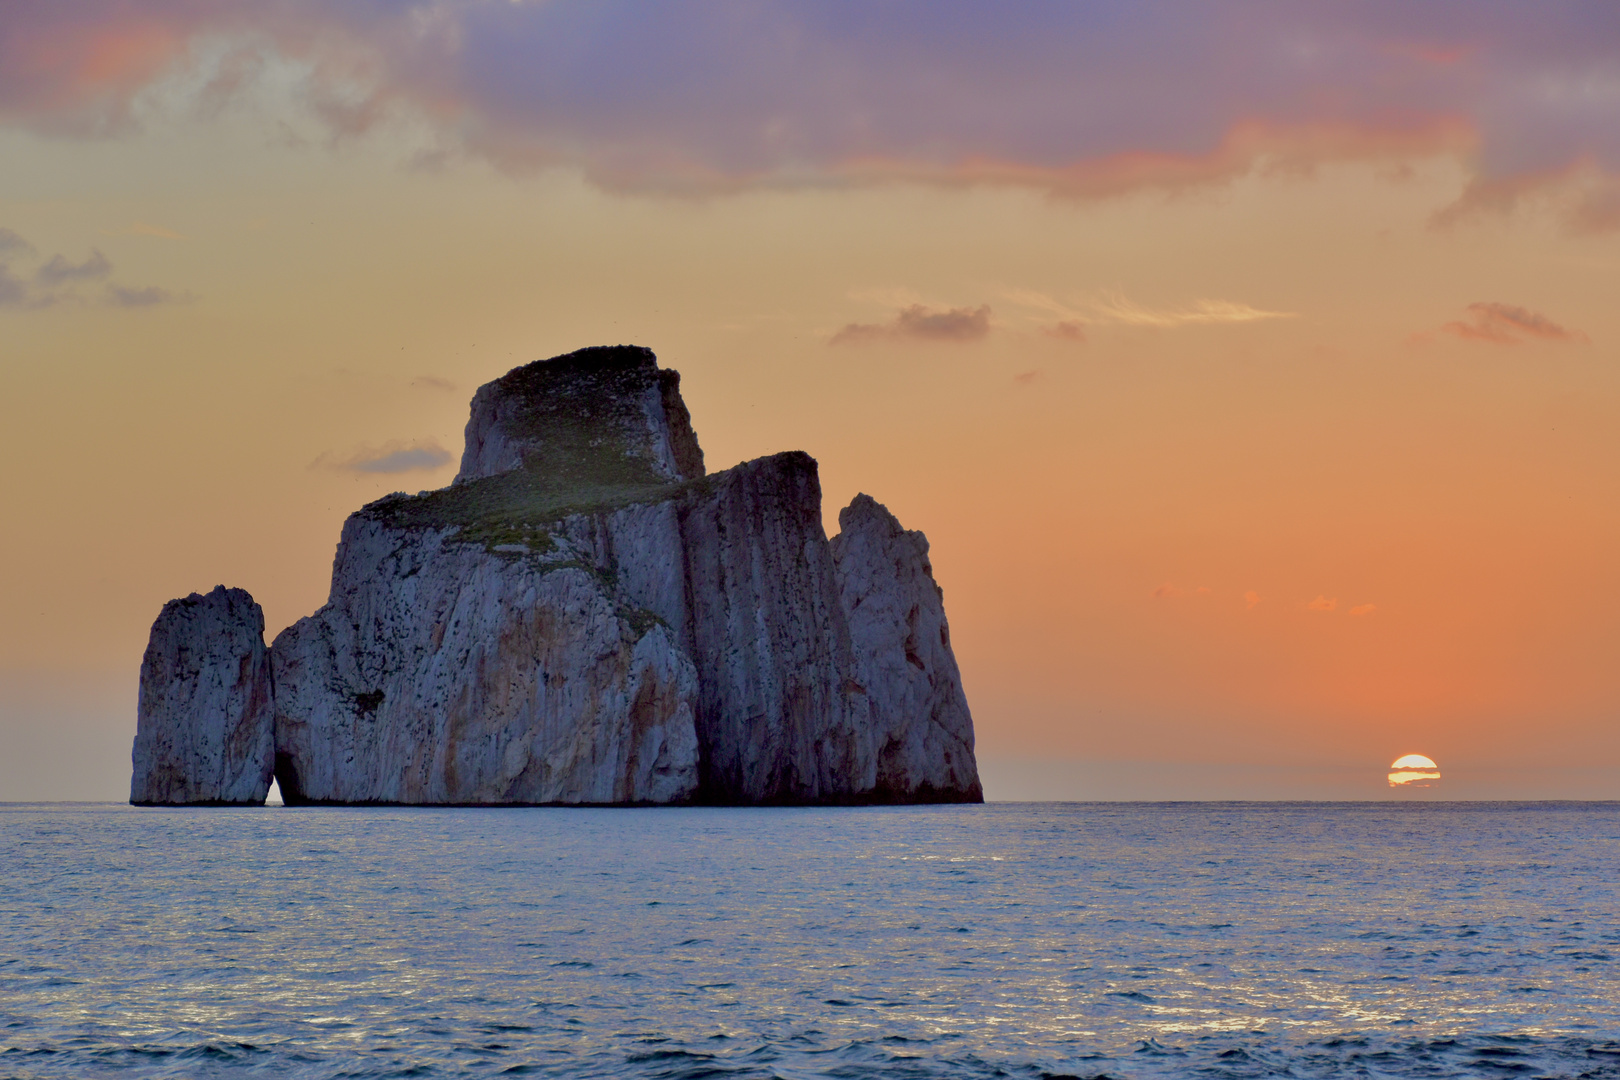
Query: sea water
2,802,1618,1079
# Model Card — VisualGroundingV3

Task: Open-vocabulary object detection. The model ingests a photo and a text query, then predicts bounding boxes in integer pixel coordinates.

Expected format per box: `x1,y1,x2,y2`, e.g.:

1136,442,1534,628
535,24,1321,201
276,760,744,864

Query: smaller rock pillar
130,585,276,805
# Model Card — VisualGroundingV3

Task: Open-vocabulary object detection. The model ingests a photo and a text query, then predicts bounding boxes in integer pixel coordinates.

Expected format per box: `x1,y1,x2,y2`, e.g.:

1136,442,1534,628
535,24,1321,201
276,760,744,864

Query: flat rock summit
131,346,982,805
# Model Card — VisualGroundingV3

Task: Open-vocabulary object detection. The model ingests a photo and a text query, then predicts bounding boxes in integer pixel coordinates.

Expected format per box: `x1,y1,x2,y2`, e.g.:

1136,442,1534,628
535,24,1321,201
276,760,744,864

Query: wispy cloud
1088,292,1297,327
1438,302,1590,345
411,375,457,392
36,249,112,286
312,440,454,474
0,227,183,310
0,264,28,308
1349,603,1377,616
831,304,992,345
1433,160,1620,236
1003,289,1086,321
107,284,177,307
1243,590,1261,610
0,227,34,258
127,221,184,239
1006,288,1297,331
1307,595,1337,612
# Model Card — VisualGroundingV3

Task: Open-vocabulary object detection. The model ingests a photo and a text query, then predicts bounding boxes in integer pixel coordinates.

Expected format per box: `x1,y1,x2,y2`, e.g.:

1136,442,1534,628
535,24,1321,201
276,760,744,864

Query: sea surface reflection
3,802,1618,1078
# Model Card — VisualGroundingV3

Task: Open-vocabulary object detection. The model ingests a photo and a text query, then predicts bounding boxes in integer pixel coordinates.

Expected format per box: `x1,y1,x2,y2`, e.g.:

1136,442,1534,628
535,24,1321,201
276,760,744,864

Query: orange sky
2,5,1618,799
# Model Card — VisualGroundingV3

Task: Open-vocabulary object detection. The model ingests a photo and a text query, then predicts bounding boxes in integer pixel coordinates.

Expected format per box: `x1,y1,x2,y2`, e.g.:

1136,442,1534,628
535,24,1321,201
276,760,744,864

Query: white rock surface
130,586,275,805
552,456,980,803
557,453,865,801
269,516,700,804
671,453,866,801
831,495,982,801
134,345,981,806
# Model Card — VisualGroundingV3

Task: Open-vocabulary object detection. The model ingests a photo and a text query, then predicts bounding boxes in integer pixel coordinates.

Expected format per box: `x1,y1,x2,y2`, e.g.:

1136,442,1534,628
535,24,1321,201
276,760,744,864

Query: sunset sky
3,2,1618,800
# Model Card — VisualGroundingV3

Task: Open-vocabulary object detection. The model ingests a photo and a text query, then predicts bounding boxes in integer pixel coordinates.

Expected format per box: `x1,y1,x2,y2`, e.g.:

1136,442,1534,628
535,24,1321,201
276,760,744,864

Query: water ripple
2,802,1618,1077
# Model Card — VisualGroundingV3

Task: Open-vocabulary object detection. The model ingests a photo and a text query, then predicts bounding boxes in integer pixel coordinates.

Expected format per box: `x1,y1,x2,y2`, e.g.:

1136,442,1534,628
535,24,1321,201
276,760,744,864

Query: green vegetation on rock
361,465,683,539
361,346,696,540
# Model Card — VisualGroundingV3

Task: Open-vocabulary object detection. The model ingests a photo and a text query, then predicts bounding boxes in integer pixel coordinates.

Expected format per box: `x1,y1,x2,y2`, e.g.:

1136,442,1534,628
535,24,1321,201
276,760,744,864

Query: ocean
2,801,1617,1079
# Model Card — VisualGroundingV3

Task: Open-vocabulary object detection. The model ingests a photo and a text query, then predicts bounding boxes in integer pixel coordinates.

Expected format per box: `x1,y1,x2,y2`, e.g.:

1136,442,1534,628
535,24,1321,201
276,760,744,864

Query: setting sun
1388,754,1441,788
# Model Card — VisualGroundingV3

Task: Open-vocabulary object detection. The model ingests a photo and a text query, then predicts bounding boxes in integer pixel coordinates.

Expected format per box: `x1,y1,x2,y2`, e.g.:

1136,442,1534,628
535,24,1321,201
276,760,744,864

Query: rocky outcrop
130,586,275,805
832,495,981,801
670,453,864,801
550,452,868,802
269,516,699,805
134,344,981,806
457,344,703,485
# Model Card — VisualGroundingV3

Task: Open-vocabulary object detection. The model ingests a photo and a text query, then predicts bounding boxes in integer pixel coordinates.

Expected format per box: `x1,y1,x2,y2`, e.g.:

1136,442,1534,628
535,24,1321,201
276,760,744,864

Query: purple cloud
0,227,183,309
832,304,992,345
0,264,28,308
1439,302,1590,344
3,2,1620,226
0,227,33,258
36,249,110,285
106,283,176,307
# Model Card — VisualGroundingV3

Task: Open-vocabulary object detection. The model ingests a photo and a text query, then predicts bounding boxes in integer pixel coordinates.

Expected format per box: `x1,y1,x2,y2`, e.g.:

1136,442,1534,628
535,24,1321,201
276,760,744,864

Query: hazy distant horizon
2,688,1609,801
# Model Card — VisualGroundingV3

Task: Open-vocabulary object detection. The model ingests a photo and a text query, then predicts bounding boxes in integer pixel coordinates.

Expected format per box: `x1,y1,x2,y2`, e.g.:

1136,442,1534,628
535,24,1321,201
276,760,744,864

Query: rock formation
268,514,701,805
456,346,703,485
831,495,979,800
133,345,982,805
130,586,276,805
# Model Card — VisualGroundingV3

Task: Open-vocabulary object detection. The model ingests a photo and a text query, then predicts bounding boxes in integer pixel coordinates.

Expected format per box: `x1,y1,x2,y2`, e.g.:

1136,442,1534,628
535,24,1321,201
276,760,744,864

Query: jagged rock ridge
133,345,982,805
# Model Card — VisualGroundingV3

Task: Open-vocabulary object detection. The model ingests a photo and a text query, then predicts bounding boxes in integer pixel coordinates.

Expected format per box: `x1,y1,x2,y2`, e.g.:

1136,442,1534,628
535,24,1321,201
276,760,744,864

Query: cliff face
551,452,867,802
135,345,981,806
456,344,703,485
130,586,275,805
832,495,981,801
268,517,700,805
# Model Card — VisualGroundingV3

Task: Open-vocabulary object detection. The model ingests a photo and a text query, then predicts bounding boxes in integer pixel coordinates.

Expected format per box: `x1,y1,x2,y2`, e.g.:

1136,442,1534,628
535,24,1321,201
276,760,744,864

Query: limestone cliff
130,586,275,805
547,452,869,802
832,495,980,800
269,516,700,805
134,345,981,806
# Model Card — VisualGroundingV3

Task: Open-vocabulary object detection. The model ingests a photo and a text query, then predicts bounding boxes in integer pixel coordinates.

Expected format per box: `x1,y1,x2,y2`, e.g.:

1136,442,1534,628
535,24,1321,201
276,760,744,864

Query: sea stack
133,345,982,805
130,586,276,805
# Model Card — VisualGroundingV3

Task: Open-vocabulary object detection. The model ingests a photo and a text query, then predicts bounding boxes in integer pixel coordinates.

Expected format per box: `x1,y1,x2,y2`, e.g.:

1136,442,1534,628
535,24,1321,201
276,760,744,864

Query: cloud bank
2,3,1620,227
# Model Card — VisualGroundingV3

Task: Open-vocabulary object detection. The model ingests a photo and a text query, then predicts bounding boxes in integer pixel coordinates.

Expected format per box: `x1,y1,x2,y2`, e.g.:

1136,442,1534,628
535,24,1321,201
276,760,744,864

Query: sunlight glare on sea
2,802,1618,1079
